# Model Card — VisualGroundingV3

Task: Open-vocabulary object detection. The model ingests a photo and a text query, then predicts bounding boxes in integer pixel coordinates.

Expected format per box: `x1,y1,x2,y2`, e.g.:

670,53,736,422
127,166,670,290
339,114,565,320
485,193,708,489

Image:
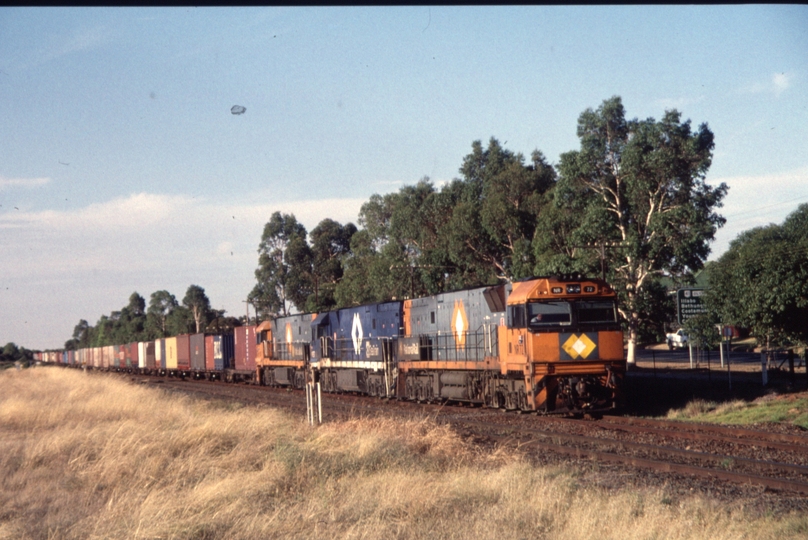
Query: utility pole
242,300,251,326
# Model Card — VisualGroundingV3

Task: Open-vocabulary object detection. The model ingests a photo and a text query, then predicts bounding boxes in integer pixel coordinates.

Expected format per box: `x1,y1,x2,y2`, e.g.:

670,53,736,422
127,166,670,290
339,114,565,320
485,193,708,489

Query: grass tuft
666,394,808,429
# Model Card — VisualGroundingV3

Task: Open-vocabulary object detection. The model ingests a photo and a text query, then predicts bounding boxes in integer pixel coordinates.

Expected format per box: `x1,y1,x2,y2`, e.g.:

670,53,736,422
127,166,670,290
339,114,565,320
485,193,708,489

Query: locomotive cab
499,277,625,413
255,320,273,368
255,317,311,389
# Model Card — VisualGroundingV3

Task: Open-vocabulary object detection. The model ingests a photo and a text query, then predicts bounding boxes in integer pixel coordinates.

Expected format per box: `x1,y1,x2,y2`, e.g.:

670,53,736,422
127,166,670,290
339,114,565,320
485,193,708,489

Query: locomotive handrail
271,340,309,361
412,325,498,361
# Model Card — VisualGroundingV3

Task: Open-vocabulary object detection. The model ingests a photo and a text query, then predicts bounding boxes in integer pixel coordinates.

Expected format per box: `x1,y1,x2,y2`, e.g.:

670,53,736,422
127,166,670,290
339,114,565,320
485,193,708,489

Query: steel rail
450,418,808,479
593,418,808,454
520,438,808,496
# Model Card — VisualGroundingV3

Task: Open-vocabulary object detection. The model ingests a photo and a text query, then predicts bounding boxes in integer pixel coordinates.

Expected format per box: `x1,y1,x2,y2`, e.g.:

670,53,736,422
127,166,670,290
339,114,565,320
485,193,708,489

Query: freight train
39,276,626,413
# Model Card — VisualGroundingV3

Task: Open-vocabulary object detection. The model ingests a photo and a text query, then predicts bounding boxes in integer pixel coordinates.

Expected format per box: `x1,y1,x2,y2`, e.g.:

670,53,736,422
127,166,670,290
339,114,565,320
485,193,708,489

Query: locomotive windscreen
576,301,618,324
527,302,572,327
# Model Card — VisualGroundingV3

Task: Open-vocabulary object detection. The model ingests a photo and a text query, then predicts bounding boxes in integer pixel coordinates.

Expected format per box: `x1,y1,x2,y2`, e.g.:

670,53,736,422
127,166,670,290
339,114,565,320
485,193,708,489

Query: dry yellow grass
1,367,806,540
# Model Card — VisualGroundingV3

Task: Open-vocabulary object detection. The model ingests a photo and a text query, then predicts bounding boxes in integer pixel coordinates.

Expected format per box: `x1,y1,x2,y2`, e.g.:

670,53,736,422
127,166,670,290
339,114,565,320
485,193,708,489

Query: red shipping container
205,335,215,371
176,334,191,371
234,325,256,371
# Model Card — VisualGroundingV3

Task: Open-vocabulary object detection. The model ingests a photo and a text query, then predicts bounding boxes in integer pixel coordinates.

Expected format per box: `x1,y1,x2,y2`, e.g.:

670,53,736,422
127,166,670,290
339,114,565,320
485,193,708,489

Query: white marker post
317,382,322,424
306,381,322,425
306,382,311,424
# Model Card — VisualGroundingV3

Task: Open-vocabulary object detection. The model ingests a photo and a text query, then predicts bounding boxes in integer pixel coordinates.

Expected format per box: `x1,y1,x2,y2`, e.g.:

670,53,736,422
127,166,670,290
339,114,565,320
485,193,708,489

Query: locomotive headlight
566,284,581,294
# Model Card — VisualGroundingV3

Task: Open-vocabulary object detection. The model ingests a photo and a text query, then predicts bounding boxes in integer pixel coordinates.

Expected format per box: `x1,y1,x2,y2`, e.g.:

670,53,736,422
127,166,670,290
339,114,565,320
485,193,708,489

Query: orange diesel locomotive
397,276,624,413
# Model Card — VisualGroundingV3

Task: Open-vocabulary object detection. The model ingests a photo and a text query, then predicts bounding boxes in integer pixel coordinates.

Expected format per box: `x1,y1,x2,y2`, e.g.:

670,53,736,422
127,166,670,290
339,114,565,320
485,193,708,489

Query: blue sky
2,6,807,350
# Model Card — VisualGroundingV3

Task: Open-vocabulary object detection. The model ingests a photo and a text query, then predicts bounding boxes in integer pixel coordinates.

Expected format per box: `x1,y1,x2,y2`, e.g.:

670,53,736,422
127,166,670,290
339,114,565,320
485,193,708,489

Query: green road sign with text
677,288,707,324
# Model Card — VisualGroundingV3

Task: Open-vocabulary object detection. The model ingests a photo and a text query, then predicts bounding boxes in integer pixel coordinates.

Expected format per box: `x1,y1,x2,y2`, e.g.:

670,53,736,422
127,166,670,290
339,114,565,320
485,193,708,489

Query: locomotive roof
508,277,615,305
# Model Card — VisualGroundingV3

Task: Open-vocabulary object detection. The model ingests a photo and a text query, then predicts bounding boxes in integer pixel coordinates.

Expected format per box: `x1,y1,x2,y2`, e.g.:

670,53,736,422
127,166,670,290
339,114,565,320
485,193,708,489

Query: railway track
133,373,808,496
448,417,808,495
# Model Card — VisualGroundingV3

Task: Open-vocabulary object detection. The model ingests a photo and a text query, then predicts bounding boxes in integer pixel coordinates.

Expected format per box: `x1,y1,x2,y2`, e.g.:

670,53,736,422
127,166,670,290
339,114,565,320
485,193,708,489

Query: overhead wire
720,193,808,220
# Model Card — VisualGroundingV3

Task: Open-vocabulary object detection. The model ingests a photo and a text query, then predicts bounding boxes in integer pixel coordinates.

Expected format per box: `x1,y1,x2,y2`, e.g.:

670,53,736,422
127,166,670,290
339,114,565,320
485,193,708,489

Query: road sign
677,288,707,324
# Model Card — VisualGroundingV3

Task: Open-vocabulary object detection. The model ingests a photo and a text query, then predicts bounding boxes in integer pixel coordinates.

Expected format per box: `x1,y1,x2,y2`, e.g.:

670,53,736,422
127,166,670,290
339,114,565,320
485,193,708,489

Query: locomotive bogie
261,366,306,389
401,370,489,404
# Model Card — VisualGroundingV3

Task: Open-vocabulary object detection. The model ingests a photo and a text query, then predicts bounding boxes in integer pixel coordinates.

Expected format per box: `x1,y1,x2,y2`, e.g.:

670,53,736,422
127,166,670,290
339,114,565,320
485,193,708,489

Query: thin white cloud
0,192,366,284
772,72,792,96
709,166,808,259
740,72,795,97
43,25,110,64
6,25,112,72
0,176,50,190
0,192,367,243
0,192,366,349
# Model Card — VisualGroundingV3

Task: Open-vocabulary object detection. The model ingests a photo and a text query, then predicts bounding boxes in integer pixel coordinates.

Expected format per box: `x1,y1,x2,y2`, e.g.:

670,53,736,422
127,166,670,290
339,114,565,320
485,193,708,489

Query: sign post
678,289,707,370
720,326,733,368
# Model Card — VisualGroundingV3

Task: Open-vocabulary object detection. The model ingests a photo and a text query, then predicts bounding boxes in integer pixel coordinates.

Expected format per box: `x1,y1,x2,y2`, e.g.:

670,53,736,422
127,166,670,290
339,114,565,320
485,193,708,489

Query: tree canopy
183,285,213,334
63,285,228,349
445,139,556,282
706,204,808,347
62,95,733,357
249,212,309,319
551,96,726,363
1,342,34,364
246,100,726,358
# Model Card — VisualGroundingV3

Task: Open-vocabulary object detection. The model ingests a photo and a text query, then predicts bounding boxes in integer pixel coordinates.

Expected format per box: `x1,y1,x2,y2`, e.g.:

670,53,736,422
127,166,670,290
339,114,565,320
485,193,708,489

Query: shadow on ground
623,368,808,417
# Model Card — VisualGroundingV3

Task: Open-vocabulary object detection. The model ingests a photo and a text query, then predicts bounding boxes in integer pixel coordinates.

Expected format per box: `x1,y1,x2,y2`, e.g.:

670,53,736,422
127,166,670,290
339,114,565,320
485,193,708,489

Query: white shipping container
138,342,147,369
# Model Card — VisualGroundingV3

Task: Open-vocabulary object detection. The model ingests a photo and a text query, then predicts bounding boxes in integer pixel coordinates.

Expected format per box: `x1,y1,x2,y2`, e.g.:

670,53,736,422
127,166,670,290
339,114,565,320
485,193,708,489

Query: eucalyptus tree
205,310,242,334
117,292,147,342
249,212,308,318
166,305,194,336
284,233,314,312
357,178,452,300
146,290,178,338
441,138,555,283
182,285,213,333
555,96,727,364
67,319,92,350
304,219,357,311
334,229,384,306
